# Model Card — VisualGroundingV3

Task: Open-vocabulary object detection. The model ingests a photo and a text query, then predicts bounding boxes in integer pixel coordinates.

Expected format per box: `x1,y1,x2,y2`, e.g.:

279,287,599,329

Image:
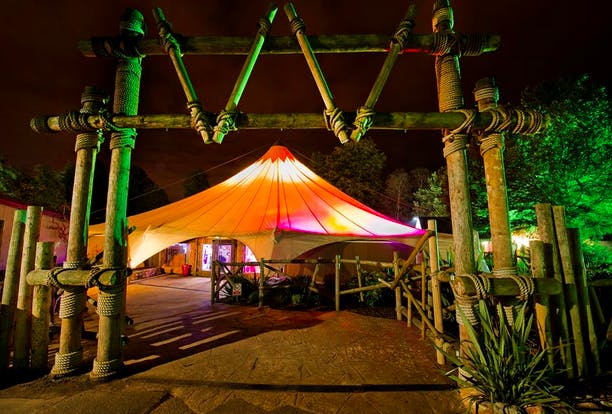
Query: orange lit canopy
88,145,426,267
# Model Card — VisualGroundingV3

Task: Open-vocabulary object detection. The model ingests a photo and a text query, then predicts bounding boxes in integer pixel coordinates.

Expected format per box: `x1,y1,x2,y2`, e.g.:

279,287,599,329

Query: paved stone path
0,274,464,413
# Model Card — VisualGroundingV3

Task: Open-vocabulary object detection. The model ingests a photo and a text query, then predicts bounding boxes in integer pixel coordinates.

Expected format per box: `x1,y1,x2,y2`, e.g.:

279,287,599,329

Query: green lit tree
469,74,611,277
311,138,386,209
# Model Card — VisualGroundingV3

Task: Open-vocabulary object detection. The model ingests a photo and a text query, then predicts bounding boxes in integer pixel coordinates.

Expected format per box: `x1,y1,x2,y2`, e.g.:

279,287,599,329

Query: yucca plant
443,300,567,413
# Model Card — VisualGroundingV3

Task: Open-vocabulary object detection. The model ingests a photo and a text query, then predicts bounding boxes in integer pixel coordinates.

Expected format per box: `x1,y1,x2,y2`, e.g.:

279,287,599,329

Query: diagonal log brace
153,7,214,143
284,3,351,144
213,3,278,144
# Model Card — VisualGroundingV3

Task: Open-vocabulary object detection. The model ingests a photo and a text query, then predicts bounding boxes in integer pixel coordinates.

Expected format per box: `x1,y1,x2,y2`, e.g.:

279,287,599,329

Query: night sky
1,0,609,201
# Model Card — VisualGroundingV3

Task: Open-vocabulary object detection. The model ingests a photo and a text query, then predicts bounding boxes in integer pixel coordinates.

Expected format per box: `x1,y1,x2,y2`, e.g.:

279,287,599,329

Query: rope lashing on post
58,290,87,319
109,129,137,150
75,132,103,152
441,109,476,158
324,107,350,142
432,6,454,31
54,111,98,133
92,357,124,380
513,108,545,134
51,350,83,377
187,101,214,144
478,132,504,155
352,106,376,140
213,109,239,137
437,55,463,112
96,285,125,317
453,273,490,327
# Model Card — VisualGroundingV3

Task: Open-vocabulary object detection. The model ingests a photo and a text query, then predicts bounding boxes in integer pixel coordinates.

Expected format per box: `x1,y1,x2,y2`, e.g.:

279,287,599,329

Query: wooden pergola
8,1,572,383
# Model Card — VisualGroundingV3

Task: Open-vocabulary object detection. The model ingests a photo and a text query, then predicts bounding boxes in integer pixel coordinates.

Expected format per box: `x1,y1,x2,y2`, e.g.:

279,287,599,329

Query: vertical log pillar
335,254,341,311
0,210,26,372
473,78,515,273
91,8,145,381
552,206,587,377
432,1,474,277
567,228,601,376
393,251,402,321
259,259,265,307
30,242,54,373
428,220,445,365
432,0,475,365
51,87,106,378
530,240,555,370
211,261,217,304
13,206,42,370
535,203,574,378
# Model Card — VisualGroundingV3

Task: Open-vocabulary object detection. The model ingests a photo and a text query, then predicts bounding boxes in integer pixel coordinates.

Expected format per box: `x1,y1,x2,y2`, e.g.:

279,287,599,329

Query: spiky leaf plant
443,300,567,412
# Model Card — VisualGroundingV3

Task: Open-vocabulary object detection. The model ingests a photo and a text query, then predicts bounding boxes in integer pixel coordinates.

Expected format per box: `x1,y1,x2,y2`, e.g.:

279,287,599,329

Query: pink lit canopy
88,145,426,267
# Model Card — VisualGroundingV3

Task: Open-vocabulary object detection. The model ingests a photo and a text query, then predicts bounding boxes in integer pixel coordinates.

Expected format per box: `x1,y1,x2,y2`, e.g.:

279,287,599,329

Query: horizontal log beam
454,275,562,297
31,109,547,135
27,268,126,289
79,33,500,57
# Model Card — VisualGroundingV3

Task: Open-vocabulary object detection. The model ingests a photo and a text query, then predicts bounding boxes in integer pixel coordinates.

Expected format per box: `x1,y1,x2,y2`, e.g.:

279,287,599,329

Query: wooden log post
432,0,476,366
351,3,417,141
473,78,515,274
0,210,26,372
13,206,42,371
530,240,556,371
91,8,145,381
335,254,341,311
552,206,587,378
213,3,278,143
535,203,574,378
393,251,402,321
259,259,265,308
284,3,351,144
51,87,106,378
30,242,54,373
428,219,445,365
355,256,364,303
211,261,217,304
567,227,601,376
153,7,213,143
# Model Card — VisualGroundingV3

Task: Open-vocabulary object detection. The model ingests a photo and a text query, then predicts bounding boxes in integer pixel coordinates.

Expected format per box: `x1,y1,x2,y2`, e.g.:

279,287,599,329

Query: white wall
0,200,69,271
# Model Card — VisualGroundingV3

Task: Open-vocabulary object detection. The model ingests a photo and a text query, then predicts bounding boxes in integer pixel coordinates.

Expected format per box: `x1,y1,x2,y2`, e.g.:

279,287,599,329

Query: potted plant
442,300,568,413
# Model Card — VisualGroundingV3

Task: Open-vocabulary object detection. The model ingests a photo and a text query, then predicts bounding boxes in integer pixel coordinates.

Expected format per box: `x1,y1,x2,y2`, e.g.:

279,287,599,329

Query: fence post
335,254,341,311
0,210,26,372
13,206,42,371
394,251,402,321
30,242,55,373
428,219,445,365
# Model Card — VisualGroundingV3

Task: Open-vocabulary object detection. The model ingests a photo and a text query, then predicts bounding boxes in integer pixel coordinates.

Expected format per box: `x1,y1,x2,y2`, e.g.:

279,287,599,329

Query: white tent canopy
88,146,426,267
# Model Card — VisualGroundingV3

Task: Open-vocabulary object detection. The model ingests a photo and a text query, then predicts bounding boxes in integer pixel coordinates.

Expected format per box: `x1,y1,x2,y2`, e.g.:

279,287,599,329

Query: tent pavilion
87,145,427,269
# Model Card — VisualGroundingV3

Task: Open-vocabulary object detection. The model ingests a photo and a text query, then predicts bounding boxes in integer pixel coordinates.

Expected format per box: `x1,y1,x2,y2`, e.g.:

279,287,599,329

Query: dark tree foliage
311,138,386,210
126,164,169,216
183,169,211,198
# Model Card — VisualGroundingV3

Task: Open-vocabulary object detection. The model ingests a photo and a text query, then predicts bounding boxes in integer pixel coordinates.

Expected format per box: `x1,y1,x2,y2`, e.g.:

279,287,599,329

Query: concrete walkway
0,274,464,413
